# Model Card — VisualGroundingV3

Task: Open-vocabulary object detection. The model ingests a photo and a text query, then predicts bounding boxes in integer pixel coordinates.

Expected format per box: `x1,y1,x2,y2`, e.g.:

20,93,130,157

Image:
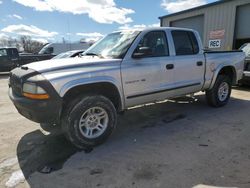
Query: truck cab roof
115,27,196,33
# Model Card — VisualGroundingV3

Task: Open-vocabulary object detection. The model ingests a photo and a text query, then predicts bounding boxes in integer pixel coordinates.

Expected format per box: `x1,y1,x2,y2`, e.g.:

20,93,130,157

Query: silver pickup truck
9,27,245,149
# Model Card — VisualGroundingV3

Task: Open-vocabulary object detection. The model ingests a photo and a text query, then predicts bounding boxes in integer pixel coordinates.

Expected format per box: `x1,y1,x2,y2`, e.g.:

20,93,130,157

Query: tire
61,95,117,149
206,75,232,107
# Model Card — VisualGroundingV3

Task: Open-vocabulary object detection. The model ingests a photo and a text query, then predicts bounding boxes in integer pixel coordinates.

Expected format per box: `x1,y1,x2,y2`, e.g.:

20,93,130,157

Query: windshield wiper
84,52,104,58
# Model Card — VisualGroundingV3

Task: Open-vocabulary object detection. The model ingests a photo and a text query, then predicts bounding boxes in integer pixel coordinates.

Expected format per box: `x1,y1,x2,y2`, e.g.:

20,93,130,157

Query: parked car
39,43,91,55
0,47,54,72
52,50,84,59
239,43,250,84
9,27,245,149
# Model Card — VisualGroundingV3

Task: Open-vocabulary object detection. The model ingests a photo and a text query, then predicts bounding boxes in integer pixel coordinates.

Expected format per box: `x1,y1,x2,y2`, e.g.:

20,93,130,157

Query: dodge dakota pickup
8,27,245,149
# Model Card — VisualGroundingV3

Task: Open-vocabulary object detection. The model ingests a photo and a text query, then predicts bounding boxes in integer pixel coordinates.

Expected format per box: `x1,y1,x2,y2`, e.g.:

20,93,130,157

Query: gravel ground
0,73,250,188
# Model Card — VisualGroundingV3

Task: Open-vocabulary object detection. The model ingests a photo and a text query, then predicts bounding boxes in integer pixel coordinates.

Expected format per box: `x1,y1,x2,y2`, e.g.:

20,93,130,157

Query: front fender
59,76,125,109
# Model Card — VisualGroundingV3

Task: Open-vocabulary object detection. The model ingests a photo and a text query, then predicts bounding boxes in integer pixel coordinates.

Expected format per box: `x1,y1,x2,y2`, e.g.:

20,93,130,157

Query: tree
19,36,44,53
0,35,45,53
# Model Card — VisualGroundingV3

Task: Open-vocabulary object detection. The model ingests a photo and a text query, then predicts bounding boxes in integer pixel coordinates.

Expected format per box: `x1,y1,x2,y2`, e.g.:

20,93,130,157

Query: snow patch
5,170,25,188
193,184,238,188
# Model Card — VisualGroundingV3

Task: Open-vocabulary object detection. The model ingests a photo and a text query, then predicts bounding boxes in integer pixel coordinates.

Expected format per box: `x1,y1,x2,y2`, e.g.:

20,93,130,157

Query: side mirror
132,47,152,59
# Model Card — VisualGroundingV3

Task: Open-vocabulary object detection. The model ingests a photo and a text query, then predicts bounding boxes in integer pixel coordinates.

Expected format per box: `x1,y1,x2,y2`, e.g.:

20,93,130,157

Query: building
159,0,250,50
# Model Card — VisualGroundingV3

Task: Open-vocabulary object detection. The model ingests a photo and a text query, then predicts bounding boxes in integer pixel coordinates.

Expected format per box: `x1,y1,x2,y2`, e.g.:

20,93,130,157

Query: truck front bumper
8,67,63,124
9,87,62,124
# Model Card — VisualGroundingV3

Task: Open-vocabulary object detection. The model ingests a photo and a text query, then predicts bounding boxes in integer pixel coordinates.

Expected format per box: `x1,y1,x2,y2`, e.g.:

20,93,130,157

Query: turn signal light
23,92,50,100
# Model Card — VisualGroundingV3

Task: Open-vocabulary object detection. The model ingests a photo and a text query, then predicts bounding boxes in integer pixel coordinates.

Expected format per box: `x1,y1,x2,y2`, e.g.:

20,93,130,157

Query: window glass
172,30,199,55
83,31,140,59
39,45,54,54
188,32,199,54
135,31,169,57
0,49,7,57
46,47,54,54
9,49,19,58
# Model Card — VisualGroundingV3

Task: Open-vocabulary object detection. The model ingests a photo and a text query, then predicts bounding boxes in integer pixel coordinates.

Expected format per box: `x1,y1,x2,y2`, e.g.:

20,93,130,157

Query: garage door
235,3,250,48
170,15,204,40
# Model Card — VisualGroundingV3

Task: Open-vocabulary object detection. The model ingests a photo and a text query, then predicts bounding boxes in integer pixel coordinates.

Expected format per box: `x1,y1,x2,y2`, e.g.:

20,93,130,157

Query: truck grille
9,74,22,96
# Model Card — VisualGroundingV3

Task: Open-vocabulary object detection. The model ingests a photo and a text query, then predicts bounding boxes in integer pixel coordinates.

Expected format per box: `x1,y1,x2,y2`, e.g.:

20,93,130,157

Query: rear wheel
206,75,232,107
62,95,117,149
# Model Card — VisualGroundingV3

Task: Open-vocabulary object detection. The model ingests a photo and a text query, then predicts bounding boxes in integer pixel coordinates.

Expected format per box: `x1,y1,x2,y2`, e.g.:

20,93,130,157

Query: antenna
67,19,72,50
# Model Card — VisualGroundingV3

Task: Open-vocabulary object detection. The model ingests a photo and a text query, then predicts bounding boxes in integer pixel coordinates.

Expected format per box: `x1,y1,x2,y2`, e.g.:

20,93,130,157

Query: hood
25,56,122,73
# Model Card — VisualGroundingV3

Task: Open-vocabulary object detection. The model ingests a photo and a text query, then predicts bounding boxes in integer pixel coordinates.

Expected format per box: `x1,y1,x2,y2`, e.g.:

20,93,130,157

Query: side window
189,32,199,54
47,47,54,54
172,30,199,55
134,31,169,57
44,47,54,54
10,49,19,58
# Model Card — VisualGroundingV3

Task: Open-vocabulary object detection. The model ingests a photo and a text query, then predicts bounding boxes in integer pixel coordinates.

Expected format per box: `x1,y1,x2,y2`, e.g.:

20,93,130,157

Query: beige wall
161,0,250,50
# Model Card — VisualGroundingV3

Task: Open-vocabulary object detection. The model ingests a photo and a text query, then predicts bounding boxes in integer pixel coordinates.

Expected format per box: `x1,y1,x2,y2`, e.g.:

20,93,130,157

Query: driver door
121,30,175,108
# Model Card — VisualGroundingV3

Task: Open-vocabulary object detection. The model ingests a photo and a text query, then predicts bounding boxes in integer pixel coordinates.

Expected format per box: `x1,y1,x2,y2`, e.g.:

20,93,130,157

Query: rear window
172,30,199,55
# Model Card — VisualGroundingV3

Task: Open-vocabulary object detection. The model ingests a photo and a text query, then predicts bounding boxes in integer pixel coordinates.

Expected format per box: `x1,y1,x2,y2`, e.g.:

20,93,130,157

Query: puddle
17,131,79,177
142,113,186,129
193,185,238,188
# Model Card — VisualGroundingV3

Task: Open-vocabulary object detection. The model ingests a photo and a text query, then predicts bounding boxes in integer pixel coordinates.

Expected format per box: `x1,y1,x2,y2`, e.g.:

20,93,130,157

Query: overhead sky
0,0,218,43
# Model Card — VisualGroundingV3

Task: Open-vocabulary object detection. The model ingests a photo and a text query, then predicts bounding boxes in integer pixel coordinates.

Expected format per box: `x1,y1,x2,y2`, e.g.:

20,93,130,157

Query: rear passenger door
171,30,205,95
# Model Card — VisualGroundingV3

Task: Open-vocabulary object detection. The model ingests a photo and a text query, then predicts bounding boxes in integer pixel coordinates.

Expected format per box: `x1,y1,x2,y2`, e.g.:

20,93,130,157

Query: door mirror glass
132,47,153,58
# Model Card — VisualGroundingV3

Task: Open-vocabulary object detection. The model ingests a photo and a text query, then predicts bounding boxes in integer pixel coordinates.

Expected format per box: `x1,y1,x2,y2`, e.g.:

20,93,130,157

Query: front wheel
62,95,117,149
206,75,232,107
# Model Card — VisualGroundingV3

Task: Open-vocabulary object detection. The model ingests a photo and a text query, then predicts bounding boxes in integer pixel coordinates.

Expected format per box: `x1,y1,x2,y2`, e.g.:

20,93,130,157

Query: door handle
197,61,203,66
166,64,174,70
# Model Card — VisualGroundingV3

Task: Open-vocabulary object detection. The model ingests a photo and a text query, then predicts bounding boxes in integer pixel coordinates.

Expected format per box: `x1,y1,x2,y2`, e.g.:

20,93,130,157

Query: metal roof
159,0,234,20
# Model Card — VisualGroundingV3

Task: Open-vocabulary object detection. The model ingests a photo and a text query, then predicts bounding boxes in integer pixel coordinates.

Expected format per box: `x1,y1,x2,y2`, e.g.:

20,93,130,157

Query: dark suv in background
0,47,55,72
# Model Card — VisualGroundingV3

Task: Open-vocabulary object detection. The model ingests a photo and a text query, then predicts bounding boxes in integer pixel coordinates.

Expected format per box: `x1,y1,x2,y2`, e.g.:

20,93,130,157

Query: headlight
22,75,50,100
23,82,47,94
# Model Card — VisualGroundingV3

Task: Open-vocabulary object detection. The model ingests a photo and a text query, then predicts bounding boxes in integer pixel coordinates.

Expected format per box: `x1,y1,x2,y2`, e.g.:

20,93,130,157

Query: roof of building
159,0,234,20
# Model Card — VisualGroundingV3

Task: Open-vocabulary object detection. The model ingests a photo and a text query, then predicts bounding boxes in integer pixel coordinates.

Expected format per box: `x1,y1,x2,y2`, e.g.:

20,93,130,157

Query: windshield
82,30,141,59
240,43,250,57
0,49,7,57
39,44,53,54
